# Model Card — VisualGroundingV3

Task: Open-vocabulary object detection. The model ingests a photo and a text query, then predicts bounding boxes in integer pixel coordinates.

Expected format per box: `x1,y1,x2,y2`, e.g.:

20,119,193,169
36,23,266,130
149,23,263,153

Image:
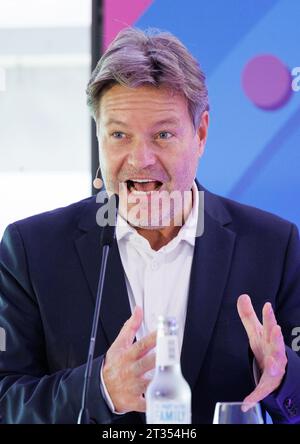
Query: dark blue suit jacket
0,185,300,424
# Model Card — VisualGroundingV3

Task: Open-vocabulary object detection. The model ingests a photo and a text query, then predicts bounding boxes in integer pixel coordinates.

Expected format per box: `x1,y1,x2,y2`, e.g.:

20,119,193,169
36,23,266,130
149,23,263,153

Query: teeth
131,190,153,195
130,179,156,183
126,178,162,194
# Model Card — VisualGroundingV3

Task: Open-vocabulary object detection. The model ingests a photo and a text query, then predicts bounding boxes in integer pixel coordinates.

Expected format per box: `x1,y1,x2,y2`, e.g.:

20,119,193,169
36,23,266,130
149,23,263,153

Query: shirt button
151,260,159,271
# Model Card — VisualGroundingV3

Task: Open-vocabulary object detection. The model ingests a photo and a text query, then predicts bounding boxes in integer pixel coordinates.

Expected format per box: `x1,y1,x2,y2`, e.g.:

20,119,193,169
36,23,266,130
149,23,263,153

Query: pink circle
242,55,291,110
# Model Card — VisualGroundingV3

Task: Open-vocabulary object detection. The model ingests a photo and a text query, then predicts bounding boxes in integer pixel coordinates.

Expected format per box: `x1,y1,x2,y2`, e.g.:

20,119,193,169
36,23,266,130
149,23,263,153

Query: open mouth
126,179,163,193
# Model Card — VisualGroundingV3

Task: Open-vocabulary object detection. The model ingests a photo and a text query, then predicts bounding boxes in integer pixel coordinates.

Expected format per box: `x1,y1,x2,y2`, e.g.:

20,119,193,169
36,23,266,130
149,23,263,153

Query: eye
111,131,126,139
155,131,173,140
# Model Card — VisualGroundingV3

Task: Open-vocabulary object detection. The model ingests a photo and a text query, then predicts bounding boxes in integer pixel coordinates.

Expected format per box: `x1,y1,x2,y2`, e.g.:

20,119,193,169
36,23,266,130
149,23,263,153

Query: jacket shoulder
7,196,96,239
219,196,297,239
205,190,297,242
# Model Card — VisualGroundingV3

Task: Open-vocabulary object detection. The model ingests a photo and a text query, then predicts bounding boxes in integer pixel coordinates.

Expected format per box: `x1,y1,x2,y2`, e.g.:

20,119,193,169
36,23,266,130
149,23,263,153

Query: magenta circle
242,54,291,110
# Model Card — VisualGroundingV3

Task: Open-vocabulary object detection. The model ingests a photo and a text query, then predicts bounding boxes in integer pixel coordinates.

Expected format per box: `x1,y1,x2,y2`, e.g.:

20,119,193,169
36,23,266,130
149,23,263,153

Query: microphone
77,193,119,424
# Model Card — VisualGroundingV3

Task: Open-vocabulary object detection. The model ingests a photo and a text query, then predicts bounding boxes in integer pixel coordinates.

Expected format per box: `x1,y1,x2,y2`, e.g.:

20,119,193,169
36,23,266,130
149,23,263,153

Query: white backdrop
0,0,92,237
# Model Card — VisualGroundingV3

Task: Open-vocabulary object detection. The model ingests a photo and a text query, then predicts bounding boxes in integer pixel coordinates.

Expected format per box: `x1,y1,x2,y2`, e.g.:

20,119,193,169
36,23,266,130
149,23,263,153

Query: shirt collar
116,180,199,250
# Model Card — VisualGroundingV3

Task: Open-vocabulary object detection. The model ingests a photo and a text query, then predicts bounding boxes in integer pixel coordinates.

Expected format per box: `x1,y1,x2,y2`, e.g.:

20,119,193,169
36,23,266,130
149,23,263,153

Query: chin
126,210,175,230
129,220,164,230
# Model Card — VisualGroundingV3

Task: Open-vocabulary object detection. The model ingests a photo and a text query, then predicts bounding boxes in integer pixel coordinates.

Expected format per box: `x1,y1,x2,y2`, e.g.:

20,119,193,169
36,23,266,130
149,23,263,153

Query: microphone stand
77,194,119,424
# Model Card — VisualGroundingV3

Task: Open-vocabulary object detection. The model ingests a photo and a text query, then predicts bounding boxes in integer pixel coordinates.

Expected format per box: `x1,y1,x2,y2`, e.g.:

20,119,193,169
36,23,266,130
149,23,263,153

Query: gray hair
86,27,209,128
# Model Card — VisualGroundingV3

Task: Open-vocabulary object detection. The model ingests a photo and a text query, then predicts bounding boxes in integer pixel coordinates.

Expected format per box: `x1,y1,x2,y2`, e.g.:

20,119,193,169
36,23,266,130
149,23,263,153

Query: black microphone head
101,193,119,247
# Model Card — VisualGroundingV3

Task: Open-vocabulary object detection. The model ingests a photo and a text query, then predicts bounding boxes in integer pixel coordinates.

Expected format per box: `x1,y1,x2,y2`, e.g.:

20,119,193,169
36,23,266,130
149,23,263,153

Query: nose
127,140,156,169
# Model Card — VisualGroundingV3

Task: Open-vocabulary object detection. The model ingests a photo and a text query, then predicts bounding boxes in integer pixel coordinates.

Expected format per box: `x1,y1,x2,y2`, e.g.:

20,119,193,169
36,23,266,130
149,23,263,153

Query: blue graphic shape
236,114,300,227
136,0,278,76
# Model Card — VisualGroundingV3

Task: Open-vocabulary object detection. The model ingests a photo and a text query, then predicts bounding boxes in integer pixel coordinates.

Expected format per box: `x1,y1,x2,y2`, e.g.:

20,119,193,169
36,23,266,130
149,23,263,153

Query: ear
195,111,209,157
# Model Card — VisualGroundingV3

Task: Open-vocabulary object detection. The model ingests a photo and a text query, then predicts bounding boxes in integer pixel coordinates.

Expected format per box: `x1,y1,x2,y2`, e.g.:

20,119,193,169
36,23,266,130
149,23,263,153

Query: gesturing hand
237,294,287,410
102,306,156,413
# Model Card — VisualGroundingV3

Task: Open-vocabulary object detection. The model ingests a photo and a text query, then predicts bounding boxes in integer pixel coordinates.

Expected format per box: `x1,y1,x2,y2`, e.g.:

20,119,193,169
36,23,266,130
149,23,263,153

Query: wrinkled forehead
98,84,190,127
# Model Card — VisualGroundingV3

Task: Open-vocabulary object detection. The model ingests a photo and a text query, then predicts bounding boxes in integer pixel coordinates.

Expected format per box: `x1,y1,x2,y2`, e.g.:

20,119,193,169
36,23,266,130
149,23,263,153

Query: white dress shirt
101,181,199,412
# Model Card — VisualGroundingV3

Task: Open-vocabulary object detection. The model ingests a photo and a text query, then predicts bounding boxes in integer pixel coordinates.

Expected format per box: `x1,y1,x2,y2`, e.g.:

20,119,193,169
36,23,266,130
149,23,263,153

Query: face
97,84,208,228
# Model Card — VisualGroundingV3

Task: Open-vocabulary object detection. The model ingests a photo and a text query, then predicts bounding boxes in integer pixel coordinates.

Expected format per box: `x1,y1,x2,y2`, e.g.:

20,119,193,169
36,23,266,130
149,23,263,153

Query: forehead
99,84,189,124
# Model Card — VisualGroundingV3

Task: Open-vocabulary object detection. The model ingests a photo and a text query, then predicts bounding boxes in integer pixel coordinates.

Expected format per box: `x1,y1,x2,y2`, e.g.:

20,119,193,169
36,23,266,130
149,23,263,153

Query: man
0,28,300,424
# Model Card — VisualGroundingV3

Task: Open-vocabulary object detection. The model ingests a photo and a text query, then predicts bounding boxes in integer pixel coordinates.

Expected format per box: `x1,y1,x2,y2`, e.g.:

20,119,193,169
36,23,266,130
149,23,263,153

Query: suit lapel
181,193,236,390
74,200,131,348
100,240,132,344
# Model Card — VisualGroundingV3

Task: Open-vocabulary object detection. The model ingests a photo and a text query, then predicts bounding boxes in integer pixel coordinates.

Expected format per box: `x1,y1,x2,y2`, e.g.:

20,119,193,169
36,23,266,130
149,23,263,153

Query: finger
237,294,262,340
270,324,285,355
242,379,273,410
129,330,157,360
112,306,143,349
262,302,277,344
131,351,156,377
268,326,287,374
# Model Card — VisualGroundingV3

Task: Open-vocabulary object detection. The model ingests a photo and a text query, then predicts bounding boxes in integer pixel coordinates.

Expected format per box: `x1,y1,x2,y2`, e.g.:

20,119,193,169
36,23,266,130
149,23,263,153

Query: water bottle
146,316,191,424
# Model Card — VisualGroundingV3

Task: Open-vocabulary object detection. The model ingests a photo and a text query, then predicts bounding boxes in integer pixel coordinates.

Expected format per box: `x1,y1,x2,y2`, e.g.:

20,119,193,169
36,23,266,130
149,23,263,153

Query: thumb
113,306,143,349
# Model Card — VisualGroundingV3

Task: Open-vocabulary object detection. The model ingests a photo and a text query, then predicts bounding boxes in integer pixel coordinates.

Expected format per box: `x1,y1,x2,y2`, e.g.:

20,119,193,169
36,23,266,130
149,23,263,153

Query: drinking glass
213,402,264,424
